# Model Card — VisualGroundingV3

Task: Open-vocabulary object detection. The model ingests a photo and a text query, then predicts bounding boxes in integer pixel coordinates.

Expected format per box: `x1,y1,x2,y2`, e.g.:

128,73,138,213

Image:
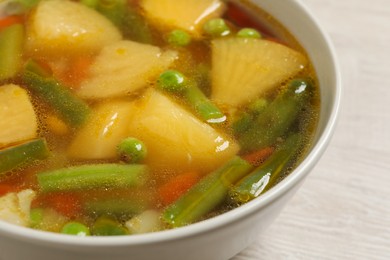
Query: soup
0,0,319,236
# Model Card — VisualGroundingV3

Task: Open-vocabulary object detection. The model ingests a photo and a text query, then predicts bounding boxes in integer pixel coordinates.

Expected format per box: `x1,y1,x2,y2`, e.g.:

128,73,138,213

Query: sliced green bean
0,138,50,175
84,197,148,219
237,78,313,153
157,70,226,123
0,24,24,81
21,60,91,128
37,164,148,193
162,156,252,227
231,133,303,203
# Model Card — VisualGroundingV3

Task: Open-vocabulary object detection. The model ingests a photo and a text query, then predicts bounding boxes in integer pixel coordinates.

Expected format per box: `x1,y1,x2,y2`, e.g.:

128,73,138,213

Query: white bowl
0,0,341,259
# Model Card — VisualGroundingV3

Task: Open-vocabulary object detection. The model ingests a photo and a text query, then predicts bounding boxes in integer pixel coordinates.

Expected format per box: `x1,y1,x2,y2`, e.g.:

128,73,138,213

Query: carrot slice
0,15,24,30
0,184,16,196
158,172,200,206
43,193,82,218
241,146,274,167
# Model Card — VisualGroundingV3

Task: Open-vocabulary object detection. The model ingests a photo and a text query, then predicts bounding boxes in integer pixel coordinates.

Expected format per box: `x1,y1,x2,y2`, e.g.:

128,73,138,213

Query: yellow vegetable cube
0,84,38,148
140,0,226,37
211,38,308,107
26,0,122,56
77,40,178,99
127,89,239,175
67,100,134,160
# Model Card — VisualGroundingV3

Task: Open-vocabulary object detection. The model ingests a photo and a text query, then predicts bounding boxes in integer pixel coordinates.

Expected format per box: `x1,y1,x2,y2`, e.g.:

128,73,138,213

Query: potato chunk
0,189,36,227
77,40,178,99
140,0,225,37
127,89,239,175
26,0,122,56
211,38,308,107
67,100,134,160
0,84,38,148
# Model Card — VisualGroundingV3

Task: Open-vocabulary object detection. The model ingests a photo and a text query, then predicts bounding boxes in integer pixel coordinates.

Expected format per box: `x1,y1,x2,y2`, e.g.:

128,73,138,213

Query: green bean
162,156,252,227
232,98,269,134
21,60,91,128
0,138,50,175
37,164,148,193
157,70,226,123
231,133,303,203
0,24,24,81
84,197,148,219
237,78,313,153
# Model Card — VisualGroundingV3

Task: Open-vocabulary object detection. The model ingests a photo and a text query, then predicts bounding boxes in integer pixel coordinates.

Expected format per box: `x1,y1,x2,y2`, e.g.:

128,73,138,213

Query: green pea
157,70,187,93
167,29,191,46
237,28,262,39
61,222,90,236
117,137,147,163
203,18,230,37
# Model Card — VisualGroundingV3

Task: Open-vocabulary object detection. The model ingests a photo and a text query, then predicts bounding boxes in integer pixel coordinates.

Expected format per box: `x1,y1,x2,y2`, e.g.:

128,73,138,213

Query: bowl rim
0,0,342,249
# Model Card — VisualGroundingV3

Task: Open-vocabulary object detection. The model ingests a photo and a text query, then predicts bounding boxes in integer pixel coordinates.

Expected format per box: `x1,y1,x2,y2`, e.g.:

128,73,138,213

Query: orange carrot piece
241,146,275,167
158,172,200,206
0,15,24,30
44,193,82,218
63,56,94,88
0,184,16,196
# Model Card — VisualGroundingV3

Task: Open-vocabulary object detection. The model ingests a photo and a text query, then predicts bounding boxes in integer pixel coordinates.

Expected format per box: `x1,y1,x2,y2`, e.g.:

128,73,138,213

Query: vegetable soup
0,0,319,236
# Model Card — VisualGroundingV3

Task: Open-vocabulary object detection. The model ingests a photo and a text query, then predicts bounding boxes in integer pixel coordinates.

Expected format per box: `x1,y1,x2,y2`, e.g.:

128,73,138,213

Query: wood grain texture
232,0,390,259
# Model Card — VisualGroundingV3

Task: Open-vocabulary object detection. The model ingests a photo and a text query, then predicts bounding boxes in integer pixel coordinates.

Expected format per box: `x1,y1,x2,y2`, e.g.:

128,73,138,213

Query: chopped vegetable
67,101,134,159
157,70,226,123
29,207,69,232
42,193,82,218
84,197,148,219
0,138,50,175
237,78,313,153
167,29,192,46
0,189,36,226
211,37,308,107
117,137,147,163
37,164,149,193
140,0,225,38
0,84,38,148
61,221,90,236
231,134,303,203
162,156,252,227
77,40,178,99
125,210,161,234
91,216,128,236
22,60,91,128
237,28,262,38
25,0,122,56
203,18,231,37
158,172,200,206
126,89,240,174
0,23,24,80
0,15,23,29
241,146,275,167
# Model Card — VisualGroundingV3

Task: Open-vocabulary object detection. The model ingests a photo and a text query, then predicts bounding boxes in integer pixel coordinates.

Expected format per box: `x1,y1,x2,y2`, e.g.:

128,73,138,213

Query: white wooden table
233,0,390,259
